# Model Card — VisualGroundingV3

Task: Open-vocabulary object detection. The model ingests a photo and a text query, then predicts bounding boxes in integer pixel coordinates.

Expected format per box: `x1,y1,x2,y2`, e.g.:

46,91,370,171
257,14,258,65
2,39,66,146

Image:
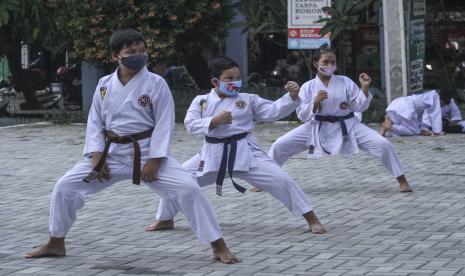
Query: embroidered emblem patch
200,99,207,112
99,87,107,98
235,99,247,109
339,102,350,110
198,160,205,172
138,94,151,107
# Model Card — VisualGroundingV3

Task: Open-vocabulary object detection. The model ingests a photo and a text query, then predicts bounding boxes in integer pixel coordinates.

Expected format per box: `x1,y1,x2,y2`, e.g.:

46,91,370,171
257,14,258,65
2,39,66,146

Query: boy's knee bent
178,178,203,198
271,136,287,152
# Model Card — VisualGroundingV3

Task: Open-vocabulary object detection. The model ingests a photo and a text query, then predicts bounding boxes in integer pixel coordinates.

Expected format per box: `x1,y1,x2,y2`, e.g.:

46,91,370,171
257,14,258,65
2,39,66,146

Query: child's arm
449,99,463,122
83,83,105,157
296,82,318,122
347,74,373,112
252,81,301,122
148,79,175,159
184,96,214,134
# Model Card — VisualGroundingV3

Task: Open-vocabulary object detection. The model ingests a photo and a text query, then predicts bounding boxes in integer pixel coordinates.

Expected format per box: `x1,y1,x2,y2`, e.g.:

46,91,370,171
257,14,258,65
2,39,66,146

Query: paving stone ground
0,122,464,276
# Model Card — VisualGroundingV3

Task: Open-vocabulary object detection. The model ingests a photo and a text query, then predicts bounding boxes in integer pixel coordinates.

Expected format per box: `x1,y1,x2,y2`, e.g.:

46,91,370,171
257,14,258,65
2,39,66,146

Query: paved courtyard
0,122,464,275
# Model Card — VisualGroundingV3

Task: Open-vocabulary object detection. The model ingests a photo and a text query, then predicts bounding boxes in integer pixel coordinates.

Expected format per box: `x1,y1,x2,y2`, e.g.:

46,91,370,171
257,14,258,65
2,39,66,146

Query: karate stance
422,88,465,133
268,47,412,192
146,56,326,234
380,90,443,137
26,29,240,264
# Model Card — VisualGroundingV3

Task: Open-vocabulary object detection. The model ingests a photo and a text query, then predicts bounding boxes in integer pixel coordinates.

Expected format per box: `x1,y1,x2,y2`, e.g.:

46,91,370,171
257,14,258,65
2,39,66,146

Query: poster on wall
287,0,331,49
409,0,426,92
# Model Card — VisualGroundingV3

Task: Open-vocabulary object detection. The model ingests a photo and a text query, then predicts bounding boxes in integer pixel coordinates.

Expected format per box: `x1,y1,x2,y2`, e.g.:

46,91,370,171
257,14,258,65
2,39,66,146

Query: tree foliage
45,0,234,69
1,0,233,71
316,0,381,41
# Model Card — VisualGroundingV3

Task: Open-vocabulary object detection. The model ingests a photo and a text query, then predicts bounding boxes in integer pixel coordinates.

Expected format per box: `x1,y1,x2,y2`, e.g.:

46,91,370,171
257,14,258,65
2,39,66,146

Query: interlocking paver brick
1,122,465,275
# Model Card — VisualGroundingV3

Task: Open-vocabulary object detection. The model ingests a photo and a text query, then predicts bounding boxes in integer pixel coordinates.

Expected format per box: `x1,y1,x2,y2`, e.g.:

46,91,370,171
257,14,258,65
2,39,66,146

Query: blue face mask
217,80,242,97
120,54,148,72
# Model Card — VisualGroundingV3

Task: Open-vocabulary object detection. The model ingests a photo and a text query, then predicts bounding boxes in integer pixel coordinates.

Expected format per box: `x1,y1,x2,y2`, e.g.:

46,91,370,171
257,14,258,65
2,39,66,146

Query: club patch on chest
99,87,107,98
235,99,247,109
339,102,350,110
138,94,151,107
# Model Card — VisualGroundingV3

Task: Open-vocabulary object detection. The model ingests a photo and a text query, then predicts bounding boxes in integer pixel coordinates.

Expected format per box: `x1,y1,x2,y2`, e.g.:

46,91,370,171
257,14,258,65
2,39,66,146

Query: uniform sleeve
296,82,316,122
184,96,214,135
252,93,301,122
449,99,463,121
148,79,175,159
83,83,105,157
421,110,432,129
346,77,372,112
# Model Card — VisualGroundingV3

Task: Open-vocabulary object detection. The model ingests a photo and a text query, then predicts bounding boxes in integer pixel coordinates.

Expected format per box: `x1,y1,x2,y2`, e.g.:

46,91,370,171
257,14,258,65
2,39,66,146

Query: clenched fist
359,73,371,94
284,81,300,101
313,90,328,113
210,110,232,129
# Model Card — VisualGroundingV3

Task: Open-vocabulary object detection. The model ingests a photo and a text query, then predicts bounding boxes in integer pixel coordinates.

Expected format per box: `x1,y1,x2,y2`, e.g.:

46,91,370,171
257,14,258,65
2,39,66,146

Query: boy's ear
210,78,219,87
111,52,120,62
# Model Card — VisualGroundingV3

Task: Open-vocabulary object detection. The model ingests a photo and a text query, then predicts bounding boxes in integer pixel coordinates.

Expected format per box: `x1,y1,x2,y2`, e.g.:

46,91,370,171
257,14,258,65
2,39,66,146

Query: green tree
1,1,233,87
0,0,51,75
316,0,381,74
46,0,234,72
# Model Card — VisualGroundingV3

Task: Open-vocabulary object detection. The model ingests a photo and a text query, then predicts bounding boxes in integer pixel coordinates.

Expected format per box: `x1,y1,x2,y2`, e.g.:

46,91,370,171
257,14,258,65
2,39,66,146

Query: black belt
83,128,154,185
314,112,354,154
204,132,248,196
315,112,355,137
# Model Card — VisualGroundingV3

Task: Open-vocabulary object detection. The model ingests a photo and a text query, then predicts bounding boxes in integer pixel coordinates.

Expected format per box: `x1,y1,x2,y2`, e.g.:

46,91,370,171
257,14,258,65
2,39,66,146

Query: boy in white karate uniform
268,47,412,192
380,90,443,137
421,88,465,133
26,29,239,264
145,56,326,234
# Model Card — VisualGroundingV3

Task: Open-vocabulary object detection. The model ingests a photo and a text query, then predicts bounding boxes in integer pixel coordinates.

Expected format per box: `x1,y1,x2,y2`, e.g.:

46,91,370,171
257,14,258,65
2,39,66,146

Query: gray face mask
120,54,148,71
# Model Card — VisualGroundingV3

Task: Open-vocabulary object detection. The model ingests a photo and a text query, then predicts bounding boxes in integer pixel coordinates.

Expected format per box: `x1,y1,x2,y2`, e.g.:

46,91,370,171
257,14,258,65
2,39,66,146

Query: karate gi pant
155,149,313,221
49,155,222,244
269,123,404,178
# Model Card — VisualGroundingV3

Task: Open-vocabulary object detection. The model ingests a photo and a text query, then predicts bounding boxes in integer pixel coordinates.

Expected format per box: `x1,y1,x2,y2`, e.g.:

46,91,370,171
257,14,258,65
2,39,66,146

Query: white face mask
318,65,337,76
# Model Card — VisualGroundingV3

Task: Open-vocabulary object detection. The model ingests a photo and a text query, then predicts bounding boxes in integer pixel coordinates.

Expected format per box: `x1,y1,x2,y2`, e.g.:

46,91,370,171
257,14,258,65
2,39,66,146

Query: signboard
409,0,426,92
287,0,331,49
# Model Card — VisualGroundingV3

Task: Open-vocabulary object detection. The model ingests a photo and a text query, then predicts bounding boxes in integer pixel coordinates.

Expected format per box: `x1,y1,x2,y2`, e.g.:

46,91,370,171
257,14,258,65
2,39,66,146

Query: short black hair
208,56,239,79
311,44,336,70
109,28,147,54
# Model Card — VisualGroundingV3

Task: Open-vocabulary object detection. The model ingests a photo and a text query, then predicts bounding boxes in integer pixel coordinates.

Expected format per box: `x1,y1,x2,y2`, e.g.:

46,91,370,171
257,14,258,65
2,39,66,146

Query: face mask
217,79,242,97
120,54,148,71
318,65,337,77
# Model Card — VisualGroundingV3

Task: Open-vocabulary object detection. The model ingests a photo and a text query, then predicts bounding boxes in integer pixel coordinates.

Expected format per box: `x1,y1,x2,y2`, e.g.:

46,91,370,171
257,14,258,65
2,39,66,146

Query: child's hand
313,91,328,113
211,111,232,127
359,73,371,88
141,158,161,182
284,81,300,100
91,152,111,182
314,91,328,104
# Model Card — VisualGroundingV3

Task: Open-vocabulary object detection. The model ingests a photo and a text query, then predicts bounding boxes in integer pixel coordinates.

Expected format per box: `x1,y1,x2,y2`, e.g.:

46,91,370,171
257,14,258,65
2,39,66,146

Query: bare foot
25,238,66,258
380,116,392,136
145,219,174,231
249,187,262,192
211,238,240,264
420,129,433,136
303,211,326,234
397,175,413,192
